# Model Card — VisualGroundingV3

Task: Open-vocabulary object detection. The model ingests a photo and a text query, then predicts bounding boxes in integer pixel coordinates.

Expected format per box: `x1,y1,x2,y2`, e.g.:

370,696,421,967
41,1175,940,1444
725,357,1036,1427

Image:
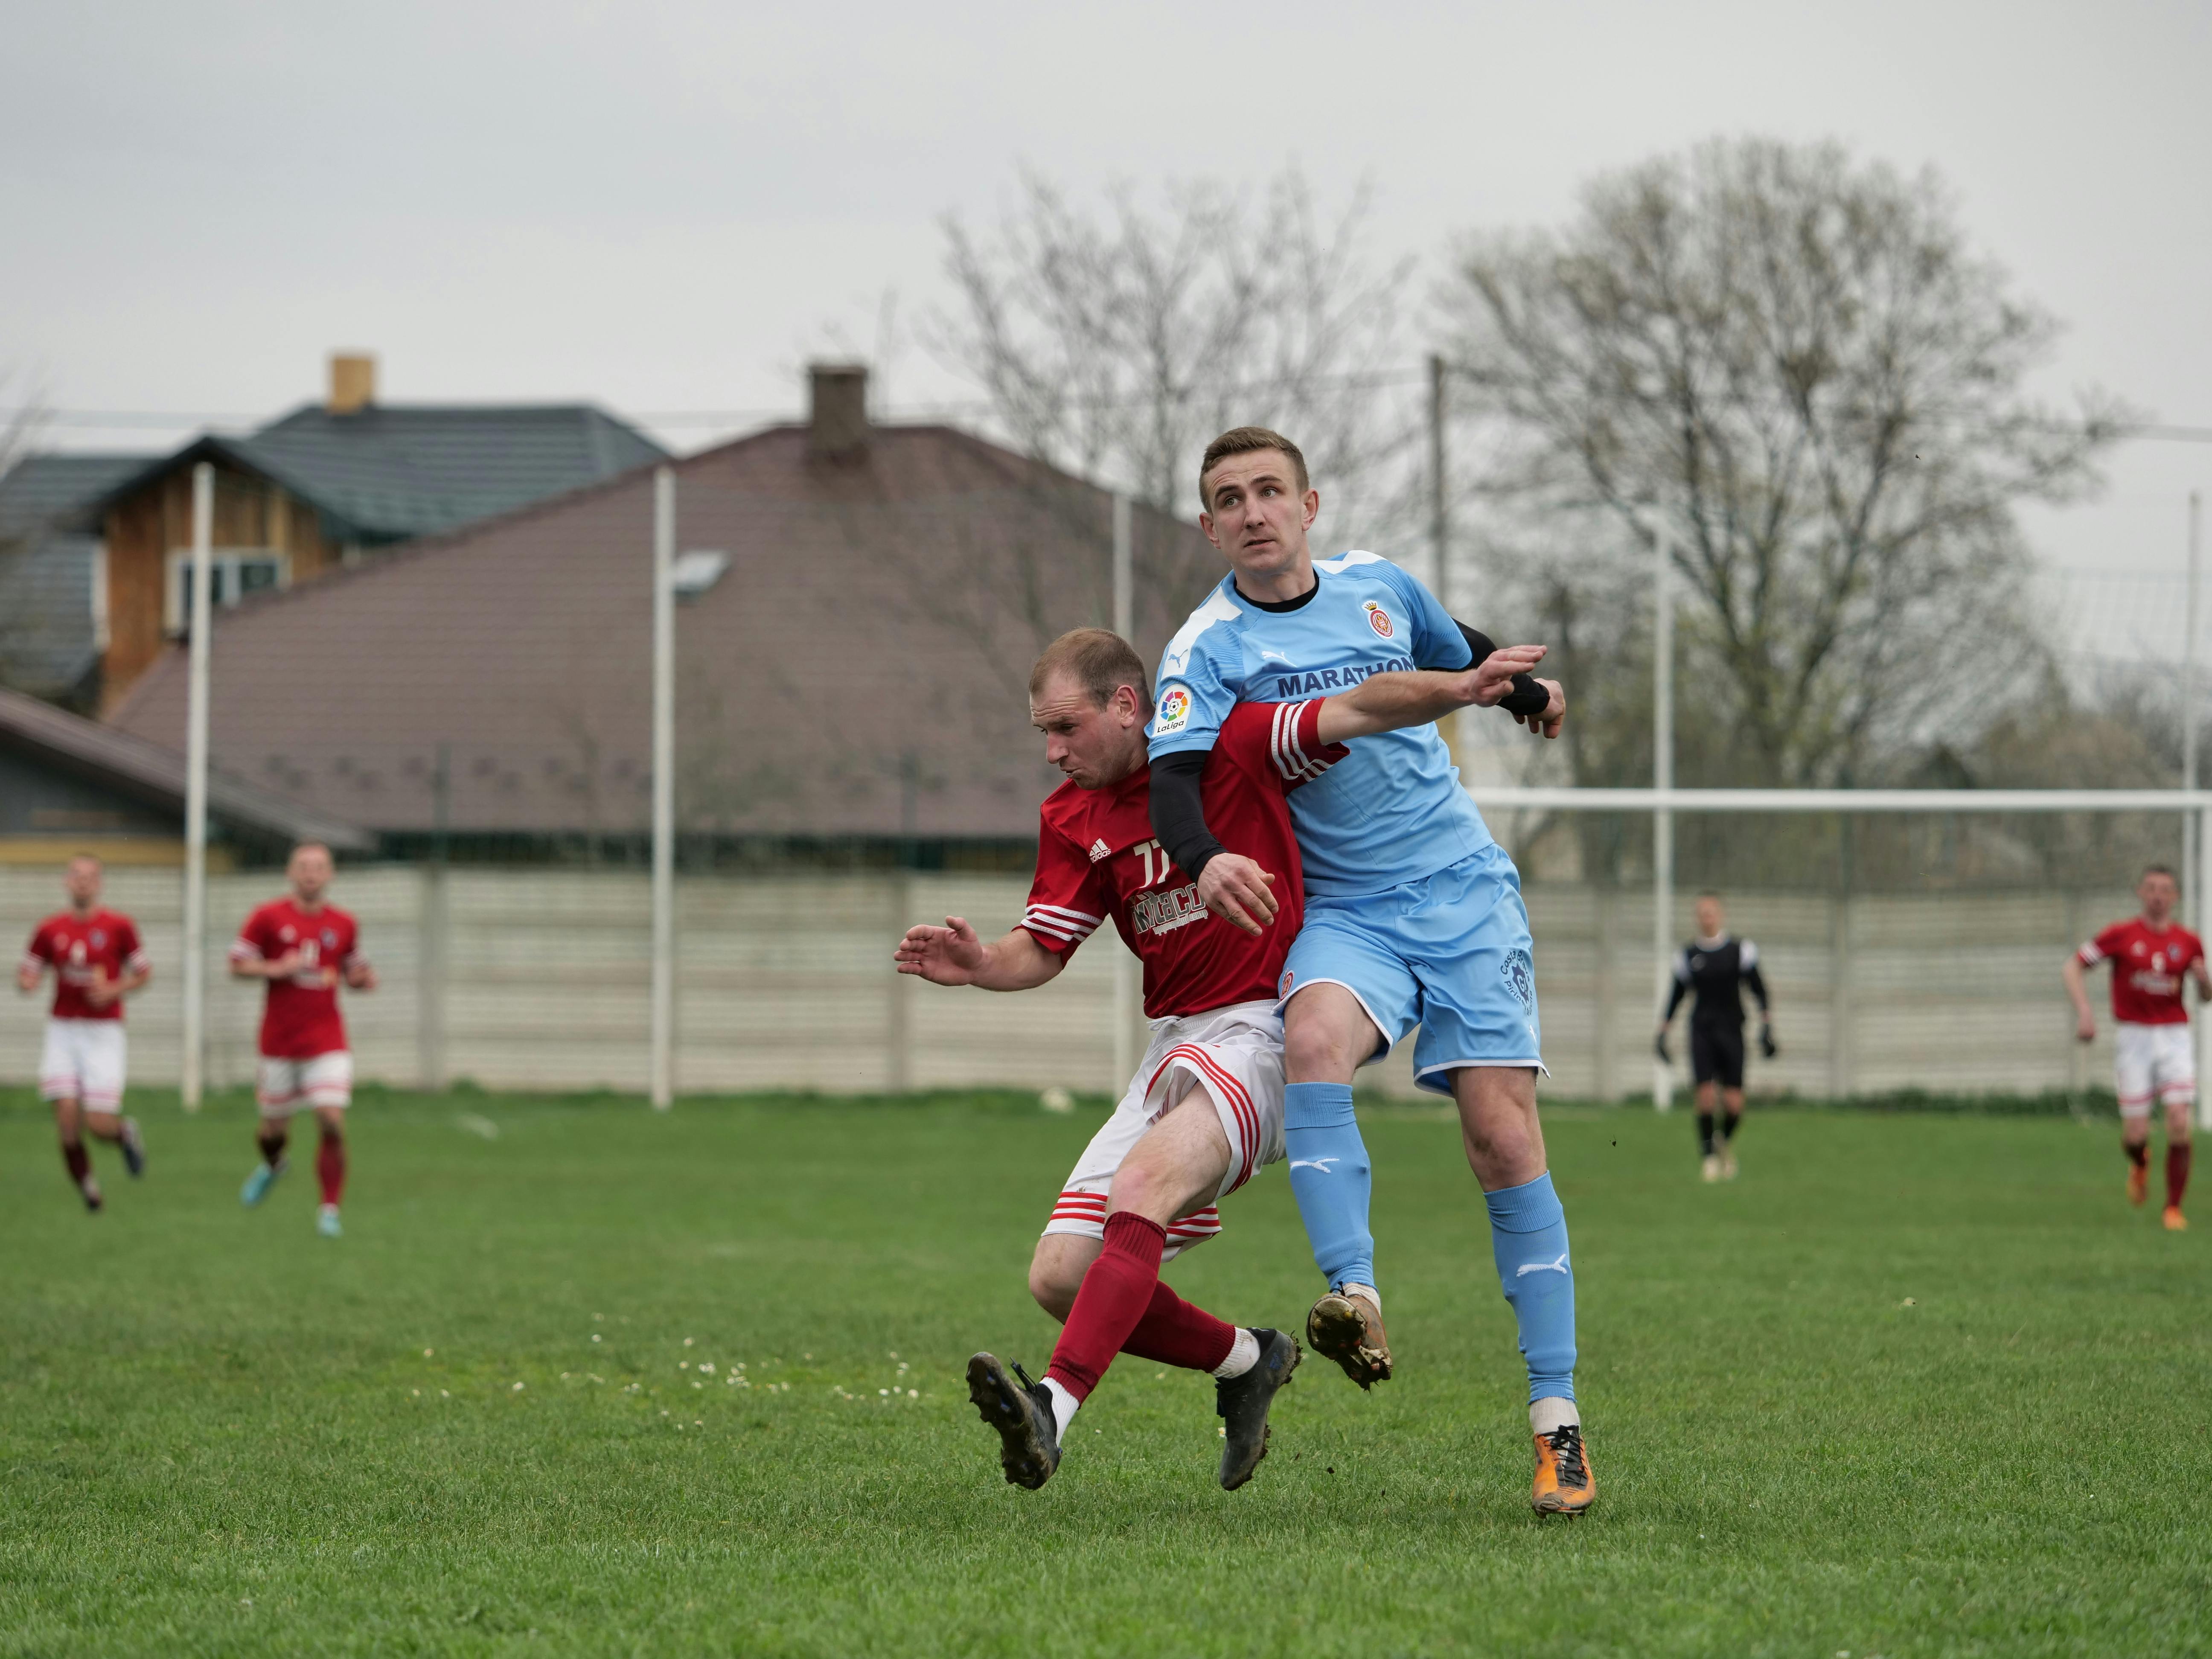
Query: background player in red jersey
2064,864,2209,1230
896,627,1545,1491
228,842,377,1237
17,853,151,1211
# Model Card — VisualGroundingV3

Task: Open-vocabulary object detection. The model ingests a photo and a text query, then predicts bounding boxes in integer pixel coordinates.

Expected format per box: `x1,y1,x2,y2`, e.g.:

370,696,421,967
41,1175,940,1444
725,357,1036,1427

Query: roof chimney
806,363,870,461
328,352,377,415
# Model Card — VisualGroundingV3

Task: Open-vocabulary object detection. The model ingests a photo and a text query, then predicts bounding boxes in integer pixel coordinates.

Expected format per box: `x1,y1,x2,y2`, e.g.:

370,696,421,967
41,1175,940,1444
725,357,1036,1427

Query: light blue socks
1282,1082,1374,1292
1484,1171,1577,1404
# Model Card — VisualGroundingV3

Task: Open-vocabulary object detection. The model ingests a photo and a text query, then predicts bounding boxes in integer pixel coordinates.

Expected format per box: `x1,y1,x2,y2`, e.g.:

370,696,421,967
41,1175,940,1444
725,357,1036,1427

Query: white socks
1340,1283,1382,1315
1041,1376,1081,1440
1531,1396,1580,1437
1213,1327,1260,1380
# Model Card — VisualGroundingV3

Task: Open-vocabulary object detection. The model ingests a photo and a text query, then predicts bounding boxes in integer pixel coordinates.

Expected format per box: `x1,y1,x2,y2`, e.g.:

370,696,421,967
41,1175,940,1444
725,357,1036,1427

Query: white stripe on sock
1042,1375,1081,1440
1213,1327,1260,1380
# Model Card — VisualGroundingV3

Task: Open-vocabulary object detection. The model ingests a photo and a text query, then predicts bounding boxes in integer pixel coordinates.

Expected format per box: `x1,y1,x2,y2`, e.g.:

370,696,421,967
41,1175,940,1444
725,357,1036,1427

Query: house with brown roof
0,683,367,867
105,366,1220,857
67,354,667,713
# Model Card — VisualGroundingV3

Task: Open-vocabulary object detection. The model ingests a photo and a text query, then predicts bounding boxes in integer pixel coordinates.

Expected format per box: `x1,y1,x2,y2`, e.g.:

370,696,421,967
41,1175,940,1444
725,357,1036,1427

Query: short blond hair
1029,629,1152,717
1199,426,1309,509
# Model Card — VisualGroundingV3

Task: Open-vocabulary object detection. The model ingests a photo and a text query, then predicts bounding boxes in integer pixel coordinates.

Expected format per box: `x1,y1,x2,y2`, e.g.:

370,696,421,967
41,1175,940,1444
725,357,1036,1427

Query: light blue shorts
1280,843,1543,1095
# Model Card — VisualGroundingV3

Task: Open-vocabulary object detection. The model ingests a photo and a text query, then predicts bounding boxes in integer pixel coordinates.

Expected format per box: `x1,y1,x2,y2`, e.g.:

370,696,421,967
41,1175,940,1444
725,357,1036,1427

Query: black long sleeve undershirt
1148,614,1550,879
1743,962,1771,1015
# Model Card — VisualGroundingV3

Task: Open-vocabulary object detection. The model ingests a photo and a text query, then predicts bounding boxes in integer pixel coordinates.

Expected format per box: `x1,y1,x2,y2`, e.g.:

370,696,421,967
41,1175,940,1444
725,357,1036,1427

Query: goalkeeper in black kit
1654,891,1775,1182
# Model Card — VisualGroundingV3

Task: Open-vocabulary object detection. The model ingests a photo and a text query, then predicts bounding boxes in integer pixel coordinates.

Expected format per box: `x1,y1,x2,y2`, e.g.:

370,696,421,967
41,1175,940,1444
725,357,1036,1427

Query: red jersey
21,909,147,1022
230,899,364,1058
1020,700,1346,1017
2078,918,2204,1026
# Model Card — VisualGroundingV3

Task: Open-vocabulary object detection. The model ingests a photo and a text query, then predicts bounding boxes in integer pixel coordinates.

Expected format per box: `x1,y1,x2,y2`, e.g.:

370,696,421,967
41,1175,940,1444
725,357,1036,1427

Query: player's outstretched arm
1316,647,1548,744
895,916,1064,992
2061,954,2096,1043
231,950,302,981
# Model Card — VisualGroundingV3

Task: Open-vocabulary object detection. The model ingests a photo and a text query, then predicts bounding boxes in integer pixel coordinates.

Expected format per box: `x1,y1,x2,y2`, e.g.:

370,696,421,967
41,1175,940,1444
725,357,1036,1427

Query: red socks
2128,1141,2150,1170
61,1141,91,1185
2168,1142,2192,1209
317,1132,346,1206
1046,1213,1236,1402
1122,1280,1238,1374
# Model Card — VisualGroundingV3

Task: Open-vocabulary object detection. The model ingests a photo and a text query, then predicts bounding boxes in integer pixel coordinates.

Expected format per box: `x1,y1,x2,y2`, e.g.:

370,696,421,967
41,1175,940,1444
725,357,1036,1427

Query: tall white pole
1428,354,1449,606
1652,536,1674,1112
2192,492,2210,1130
2188,492,2203,931
181,463,214,1112
649,466,676,1111
1112,492,1137,1092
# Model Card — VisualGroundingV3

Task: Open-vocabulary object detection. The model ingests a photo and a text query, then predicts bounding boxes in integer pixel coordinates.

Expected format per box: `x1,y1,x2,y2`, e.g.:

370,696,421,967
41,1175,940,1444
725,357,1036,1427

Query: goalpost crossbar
1469,787,2212,813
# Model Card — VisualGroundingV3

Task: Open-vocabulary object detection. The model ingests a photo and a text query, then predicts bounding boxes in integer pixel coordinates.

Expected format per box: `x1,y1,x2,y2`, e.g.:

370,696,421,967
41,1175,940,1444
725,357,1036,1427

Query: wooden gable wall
100,463,340,713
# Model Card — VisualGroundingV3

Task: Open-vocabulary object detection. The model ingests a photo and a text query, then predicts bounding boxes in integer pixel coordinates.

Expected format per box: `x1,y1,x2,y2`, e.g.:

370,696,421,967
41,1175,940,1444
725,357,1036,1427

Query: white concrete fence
0,865,2131,1102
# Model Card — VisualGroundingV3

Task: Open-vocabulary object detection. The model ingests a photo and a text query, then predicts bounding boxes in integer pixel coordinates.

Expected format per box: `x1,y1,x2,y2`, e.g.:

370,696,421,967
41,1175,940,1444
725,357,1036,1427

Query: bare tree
1444,137,2128,789
935,166,1418,601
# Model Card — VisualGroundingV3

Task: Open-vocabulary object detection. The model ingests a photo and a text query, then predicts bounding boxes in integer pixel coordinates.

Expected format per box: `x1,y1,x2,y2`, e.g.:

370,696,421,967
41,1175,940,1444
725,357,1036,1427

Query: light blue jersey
1147,552,1490,896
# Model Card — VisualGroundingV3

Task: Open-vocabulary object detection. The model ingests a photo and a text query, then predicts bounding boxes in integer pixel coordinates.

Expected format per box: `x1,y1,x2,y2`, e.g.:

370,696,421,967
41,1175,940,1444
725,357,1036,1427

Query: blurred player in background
1655,891,1775,1181
897,628,1540,1493
1146,427,1592,1516
229,842,376,1237
17,853,151,1211
2064,864,2206,1230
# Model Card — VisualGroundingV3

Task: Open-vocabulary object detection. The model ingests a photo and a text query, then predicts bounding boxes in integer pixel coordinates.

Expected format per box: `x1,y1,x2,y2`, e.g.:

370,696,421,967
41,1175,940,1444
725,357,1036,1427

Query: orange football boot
2127,1158,2150,1207
1531,1422,1596,1515
2164,1205,2188,1231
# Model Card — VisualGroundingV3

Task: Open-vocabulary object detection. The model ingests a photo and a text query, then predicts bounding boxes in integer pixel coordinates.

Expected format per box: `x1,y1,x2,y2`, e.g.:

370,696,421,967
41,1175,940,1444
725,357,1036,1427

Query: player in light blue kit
1146,426,1595,1514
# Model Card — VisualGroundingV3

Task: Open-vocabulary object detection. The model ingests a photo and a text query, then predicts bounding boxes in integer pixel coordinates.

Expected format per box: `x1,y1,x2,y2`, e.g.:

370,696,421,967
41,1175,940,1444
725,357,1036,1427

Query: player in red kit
17,853,151,1211
229,841,377,1237
2064,864,2209,1230
895,627,1546,1491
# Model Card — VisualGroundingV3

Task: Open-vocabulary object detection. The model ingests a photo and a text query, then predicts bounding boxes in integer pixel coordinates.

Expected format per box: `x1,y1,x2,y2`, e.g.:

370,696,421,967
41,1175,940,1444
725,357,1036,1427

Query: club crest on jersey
1154,684,1193,735
1501,948,1534,1013
1087,839,1112,863
1362,600,1394,639
90,930,106,947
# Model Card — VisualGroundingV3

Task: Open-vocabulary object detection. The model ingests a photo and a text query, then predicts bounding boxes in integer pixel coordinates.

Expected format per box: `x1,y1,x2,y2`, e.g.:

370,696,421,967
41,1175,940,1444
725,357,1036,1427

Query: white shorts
2114,1022,2194,1117
39,1019,127,1111
1042,1000,1286,1261
257,1051,353,1115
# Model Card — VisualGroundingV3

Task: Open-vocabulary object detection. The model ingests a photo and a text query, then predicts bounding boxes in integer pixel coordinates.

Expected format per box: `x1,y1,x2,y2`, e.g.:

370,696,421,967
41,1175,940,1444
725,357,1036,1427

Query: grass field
3,1086,2208,1657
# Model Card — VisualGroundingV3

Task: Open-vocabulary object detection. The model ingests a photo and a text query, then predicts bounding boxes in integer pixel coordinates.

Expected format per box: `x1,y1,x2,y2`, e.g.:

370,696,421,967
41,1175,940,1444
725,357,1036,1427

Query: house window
164,548,291,634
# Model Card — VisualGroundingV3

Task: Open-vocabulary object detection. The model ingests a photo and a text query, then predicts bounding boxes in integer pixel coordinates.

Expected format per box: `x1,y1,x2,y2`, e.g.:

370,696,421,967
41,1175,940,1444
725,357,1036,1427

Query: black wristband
1500,672,1549,717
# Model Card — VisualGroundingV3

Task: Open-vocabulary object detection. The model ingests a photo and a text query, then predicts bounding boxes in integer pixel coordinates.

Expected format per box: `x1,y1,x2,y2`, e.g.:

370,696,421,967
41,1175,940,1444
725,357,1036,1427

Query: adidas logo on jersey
1088,839,1112,863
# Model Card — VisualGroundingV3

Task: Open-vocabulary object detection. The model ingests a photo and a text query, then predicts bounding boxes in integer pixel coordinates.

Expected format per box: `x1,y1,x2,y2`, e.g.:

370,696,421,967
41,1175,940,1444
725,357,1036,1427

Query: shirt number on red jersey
1131,839,1173,888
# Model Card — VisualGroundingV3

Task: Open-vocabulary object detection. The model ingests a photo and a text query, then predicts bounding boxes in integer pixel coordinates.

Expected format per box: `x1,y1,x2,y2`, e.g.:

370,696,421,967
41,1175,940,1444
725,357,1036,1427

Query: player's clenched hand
345,961,377,991
1460,644,1548,708
1516,678,1566,739
1197,855,1278,937
895,916,990,984
2075,1010,2096,1044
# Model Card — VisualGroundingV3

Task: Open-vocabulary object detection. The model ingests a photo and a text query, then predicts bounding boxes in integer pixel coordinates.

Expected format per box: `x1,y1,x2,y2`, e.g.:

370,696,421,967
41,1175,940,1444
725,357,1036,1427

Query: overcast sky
3,0,2206,612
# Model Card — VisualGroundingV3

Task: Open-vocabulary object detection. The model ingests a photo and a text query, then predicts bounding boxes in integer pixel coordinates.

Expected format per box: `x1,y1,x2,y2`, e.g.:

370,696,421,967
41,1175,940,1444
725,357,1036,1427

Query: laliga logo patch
1362,600,1394,638
1154,684,1193,734
1501,947,1534,1013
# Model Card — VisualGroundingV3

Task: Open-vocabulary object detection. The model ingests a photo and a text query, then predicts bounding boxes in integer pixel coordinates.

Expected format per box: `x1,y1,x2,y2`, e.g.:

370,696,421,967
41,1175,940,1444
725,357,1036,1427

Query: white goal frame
1473,785,2212,1123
